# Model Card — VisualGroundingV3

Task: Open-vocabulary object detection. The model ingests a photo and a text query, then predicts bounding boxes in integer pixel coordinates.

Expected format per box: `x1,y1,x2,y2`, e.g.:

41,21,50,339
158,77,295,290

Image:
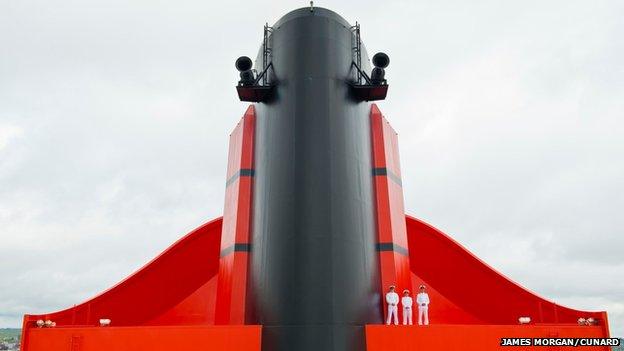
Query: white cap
518,317,531,324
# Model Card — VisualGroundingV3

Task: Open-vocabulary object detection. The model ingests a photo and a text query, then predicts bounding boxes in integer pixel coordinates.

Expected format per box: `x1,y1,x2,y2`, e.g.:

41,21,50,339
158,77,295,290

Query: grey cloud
1,0,622,336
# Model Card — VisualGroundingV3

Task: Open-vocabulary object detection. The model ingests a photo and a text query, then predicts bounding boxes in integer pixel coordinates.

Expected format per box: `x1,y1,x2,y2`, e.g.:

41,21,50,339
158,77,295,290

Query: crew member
385,285,399,325
416,285,430,325
401,289,413,325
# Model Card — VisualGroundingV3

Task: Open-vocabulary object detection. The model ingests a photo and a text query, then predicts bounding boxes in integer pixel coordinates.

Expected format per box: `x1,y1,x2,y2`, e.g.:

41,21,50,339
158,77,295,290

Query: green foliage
0,329,20,341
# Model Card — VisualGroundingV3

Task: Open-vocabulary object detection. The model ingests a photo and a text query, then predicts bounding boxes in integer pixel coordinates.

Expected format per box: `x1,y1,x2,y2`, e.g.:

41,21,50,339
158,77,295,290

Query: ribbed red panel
215,106,256,324
370,104,412,321
366,324,610,351
25,326,261,351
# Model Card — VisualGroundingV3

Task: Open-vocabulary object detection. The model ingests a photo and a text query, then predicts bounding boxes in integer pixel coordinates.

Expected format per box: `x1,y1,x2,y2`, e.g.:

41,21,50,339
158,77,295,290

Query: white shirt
385,292,399,305
416,292,430,306
401,296,413,308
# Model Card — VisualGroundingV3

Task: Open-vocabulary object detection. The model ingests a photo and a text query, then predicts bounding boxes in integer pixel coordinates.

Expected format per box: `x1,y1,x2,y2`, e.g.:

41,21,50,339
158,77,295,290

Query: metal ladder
350,22,362,84
262,23,274,86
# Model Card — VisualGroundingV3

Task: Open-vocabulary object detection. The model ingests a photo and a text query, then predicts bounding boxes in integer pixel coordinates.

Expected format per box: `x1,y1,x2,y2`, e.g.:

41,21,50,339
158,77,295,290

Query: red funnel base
20,106,609,351
20,215,610,351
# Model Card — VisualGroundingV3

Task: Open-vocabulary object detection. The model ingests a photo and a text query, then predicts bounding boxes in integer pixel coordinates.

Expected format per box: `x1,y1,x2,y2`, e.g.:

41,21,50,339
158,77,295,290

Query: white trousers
418,305,429,325
386,305,398,325
402,307,412,325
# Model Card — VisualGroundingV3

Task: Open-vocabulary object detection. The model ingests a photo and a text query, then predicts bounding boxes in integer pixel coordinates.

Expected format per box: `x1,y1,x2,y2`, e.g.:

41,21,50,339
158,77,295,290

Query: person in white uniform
401,289,413,325
385,285,399,325
416,285,430,325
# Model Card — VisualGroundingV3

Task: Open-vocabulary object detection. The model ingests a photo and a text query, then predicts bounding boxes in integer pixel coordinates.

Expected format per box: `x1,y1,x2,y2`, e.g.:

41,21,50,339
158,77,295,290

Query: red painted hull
366,324,609,351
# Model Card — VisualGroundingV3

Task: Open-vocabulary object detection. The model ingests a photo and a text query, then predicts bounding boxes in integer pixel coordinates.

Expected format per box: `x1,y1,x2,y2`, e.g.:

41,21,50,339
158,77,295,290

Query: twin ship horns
235,25,390,103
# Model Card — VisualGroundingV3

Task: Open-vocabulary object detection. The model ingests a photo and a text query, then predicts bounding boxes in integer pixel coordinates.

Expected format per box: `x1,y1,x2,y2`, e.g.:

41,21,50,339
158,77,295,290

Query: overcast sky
1,0,622,336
